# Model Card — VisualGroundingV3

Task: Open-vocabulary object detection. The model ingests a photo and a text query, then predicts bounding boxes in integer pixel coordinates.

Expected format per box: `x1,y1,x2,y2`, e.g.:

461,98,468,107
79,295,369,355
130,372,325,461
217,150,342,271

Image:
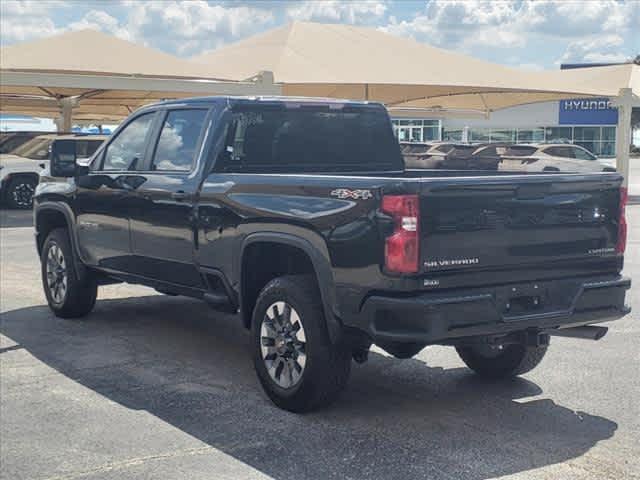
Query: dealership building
391,62,639,157
392,97,619,157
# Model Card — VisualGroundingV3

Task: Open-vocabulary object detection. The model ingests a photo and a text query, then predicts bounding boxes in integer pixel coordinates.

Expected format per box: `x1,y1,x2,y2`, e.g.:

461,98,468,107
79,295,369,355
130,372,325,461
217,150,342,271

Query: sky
1,0,639,72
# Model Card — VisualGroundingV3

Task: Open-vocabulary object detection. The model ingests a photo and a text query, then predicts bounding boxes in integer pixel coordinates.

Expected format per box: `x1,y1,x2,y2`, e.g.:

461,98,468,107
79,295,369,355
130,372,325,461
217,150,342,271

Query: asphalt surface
1,207,639,480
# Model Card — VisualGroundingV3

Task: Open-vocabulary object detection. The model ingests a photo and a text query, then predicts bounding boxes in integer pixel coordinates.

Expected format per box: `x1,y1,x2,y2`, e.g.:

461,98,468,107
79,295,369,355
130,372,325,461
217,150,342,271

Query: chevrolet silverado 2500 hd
34,96,630,412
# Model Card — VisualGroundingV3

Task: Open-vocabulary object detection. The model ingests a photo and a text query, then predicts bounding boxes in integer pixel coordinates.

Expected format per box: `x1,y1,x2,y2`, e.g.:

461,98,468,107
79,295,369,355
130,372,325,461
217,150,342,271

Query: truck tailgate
420,174,623,274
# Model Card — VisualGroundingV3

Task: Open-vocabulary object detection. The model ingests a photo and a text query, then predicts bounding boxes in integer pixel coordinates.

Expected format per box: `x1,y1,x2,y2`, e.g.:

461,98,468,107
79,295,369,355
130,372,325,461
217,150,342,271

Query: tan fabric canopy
3,25,635,122
0,29,279,124
192,21,614,113
543,63,638,98
1,24,637,182
1,29,222,78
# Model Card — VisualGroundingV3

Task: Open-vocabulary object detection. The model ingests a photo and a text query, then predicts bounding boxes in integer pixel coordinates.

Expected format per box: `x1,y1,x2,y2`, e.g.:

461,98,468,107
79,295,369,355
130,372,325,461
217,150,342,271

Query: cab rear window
218,104,403,173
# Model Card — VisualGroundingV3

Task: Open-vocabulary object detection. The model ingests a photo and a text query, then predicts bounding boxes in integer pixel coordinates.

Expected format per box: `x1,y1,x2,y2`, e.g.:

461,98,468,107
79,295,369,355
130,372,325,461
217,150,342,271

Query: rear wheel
41,228,98,318
456,342,547,379
251,275,351,412
6,176,37,209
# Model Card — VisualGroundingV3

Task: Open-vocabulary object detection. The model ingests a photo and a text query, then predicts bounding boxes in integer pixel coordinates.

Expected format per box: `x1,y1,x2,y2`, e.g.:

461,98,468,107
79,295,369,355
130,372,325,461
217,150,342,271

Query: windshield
218,104,403,173
10,137,53,160
0,134,37,154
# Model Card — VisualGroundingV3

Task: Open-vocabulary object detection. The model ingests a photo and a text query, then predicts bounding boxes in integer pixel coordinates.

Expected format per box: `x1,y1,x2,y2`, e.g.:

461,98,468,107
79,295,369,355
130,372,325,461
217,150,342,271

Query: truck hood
0,154,27,165
0,154,48,171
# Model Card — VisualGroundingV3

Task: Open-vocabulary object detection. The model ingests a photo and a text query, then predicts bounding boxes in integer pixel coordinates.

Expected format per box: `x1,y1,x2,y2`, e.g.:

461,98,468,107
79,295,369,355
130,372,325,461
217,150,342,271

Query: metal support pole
61,102,72,132
462,126,470,143
612,88,634,188
54,116,64,133
57,97,79,133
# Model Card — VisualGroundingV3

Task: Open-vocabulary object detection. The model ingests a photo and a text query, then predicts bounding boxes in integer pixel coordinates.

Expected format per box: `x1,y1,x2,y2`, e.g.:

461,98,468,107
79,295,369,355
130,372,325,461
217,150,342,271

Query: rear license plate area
507,295,542,314
496,283,548,317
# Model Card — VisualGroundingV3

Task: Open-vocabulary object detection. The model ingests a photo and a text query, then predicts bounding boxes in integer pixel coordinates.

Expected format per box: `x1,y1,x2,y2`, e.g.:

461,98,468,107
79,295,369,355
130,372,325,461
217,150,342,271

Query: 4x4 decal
330,188,373,200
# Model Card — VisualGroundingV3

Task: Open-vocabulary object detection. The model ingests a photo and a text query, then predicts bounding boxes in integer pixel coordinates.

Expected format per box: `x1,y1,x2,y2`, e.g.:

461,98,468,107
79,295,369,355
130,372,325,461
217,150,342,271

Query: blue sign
559,98,618,125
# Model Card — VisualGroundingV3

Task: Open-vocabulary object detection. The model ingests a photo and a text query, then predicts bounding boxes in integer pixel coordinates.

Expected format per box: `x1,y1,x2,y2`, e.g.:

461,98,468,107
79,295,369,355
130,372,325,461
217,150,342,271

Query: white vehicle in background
498,143,615,173
0,134,107,208
400,142,476,169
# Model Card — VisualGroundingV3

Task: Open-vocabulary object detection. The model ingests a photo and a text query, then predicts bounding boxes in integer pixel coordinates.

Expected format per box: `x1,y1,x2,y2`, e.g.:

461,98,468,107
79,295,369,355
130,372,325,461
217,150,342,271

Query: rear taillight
617,186,628,254
382,195,420,274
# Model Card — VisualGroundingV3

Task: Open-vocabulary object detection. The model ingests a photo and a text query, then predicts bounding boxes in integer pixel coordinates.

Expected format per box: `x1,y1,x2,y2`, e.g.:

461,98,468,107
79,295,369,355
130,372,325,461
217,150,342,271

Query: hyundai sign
559,98,618,125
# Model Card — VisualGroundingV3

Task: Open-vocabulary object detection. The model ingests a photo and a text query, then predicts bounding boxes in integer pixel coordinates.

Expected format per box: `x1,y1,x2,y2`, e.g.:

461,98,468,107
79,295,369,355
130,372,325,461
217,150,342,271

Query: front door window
102,113,155,171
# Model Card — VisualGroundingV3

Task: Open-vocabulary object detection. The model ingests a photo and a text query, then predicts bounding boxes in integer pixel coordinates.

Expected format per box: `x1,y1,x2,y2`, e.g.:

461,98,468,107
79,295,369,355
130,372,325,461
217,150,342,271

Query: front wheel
456,342,548,379
6,176,37,209
251,275,351,412
41,228,98,318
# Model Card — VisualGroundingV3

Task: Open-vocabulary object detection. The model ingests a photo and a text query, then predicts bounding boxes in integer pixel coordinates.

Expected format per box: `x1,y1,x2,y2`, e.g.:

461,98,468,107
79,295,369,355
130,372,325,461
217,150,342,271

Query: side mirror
50,139,77,177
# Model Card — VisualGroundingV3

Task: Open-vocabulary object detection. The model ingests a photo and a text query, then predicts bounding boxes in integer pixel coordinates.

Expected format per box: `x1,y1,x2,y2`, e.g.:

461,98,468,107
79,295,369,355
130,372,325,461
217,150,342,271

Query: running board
203,292,236,313
200,267,238,314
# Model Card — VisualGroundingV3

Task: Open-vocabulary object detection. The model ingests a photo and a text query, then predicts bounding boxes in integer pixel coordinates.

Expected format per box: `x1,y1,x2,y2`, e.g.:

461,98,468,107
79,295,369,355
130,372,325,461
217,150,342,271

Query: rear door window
434,145,455,153
544,146,574,158
571,146,596,160
505,146,537,156
150,109,208,172
478,146,497,156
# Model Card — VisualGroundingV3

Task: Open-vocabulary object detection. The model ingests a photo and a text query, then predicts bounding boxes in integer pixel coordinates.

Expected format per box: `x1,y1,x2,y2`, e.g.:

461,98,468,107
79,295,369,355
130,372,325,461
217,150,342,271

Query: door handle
172,191,188,201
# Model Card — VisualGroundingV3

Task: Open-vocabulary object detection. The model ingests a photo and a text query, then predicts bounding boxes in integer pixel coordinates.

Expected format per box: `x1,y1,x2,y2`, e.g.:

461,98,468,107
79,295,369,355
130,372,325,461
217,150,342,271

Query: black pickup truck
34,96,630,412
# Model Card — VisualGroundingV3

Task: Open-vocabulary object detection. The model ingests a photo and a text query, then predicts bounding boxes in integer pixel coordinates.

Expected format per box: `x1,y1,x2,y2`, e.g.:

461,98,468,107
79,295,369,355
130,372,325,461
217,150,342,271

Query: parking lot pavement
1,209,639,480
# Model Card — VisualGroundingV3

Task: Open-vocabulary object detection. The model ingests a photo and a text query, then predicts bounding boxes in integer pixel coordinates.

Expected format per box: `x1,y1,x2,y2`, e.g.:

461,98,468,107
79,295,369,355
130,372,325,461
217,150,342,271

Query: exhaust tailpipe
548,325,608,341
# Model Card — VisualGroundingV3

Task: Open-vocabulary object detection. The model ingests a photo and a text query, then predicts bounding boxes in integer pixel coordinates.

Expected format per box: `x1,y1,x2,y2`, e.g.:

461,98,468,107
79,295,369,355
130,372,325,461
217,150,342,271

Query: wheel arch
4,171,39,185
35,202,86,278
238,232,341,343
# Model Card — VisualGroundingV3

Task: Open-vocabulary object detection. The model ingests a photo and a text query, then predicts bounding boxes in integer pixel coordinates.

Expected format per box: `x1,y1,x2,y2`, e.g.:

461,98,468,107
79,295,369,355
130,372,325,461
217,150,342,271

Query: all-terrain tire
251,275,351,413
456,343,548,379
41,228,98,318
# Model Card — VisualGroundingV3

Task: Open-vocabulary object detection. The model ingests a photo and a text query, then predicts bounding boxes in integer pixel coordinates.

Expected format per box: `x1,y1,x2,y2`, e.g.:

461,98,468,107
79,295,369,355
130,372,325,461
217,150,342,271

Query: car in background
498,143,614,173
401,142,509,171
400,141,614,174
0,134,107,209
0,132,41,154
439,143,506,171
401,142,475,169
400,142,437,168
